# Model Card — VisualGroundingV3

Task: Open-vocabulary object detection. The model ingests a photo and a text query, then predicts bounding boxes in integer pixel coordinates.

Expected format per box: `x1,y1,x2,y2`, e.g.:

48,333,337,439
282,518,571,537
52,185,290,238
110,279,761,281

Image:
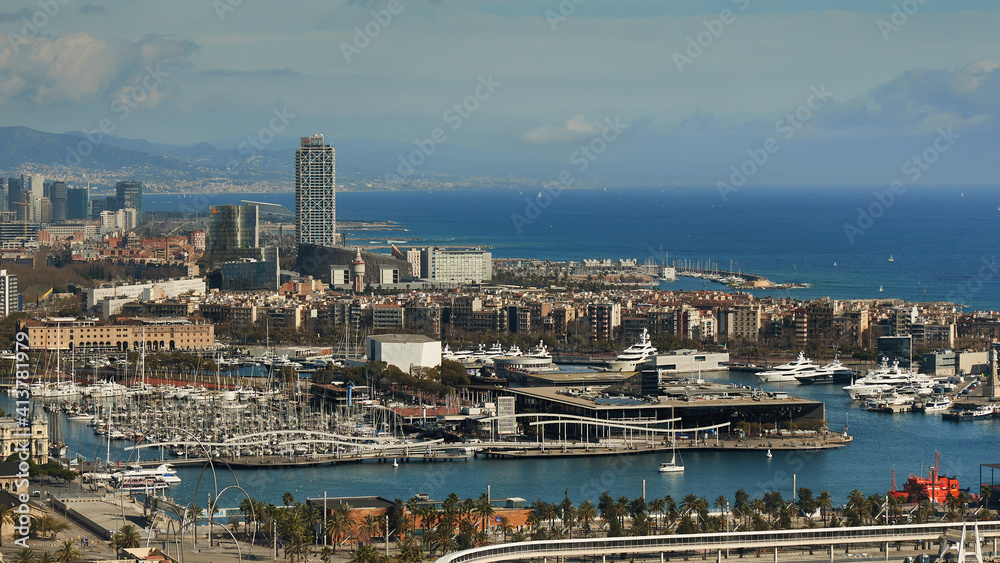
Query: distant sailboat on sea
888,254,894,262
833,262,837,266
879,285,884,293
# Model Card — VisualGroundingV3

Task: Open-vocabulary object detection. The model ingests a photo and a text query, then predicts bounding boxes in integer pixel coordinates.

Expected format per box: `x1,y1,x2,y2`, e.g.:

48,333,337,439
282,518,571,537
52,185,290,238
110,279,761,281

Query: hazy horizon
1,1,998,185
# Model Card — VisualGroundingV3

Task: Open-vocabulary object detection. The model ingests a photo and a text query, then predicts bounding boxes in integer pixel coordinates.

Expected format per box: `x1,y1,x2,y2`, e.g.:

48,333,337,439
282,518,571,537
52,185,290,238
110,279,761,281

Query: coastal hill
0,126,576,191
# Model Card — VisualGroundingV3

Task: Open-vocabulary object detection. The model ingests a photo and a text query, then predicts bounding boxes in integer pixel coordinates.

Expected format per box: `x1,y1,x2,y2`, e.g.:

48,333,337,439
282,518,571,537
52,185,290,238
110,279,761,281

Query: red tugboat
889,452,962,504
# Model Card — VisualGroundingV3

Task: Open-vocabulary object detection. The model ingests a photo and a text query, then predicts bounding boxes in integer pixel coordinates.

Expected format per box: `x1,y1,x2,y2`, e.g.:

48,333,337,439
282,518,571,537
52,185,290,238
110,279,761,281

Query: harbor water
125,185,1000,507
15,370,1000,510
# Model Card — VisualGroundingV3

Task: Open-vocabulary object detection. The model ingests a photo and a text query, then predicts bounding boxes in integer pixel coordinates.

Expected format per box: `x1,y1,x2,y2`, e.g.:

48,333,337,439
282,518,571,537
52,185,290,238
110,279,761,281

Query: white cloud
520,114,603,144
810,58,1000,135
0,32,196,105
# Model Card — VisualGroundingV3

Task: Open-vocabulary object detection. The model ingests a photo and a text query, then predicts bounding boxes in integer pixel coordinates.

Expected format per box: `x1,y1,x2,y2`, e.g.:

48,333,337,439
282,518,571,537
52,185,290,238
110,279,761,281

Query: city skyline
0,2,997,185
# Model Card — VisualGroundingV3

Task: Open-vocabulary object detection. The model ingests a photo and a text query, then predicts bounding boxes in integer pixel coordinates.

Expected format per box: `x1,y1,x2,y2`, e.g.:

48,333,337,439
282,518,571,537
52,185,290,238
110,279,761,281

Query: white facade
366,334,441,373
295,135,336,247
84,277,206,311
0,269,17,317
422,247,492,284
643,350,730,374
42,223,99,240
99,208,137,233
379,267,399,285
406,248,422,278
330,266,350,288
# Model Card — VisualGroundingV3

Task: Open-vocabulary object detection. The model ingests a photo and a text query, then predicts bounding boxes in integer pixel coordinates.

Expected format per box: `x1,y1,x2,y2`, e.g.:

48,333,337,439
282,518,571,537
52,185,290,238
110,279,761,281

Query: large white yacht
794,357,857,384
756,352,820,383
527,341,551,359
606,329,658,372
842,358,934,400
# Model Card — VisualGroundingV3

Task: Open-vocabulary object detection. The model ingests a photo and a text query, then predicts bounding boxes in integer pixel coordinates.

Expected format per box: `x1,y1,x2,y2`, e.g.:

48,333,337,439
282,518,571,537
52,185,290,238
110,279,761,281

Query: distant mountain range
5,124,995,188
0,126,562,187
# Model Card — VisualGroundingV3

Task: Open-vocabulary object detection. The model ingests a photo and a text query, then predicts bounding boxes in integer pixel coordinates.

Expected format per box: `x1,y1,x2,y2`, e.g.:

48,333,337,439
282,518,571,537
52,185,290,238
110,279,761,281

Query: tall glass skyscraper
51,181,67,222
66,186,89,220
207,204,260,266
294,135,336,247
115,180,143,222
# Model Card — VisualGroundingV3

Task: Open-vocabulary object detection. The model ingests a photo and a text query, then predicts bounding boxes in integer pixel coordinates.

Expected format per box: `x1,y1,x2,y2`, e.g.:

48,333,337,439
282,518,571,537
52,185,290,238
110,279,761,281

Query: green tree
13,547,37,563
350,543,381,563
577,500,597,533
109,524,141,553
360,514,382,545
54,540,81,563
815,491,832,525
0,503,14,546
325,504,357,552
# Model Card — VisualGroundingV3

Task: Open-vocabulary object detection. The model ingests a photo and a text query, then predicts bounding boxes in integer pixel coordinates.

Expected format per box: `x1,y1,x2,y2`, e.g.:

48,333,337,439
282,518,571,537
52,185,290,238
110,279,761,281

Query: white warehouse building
366,334,441,374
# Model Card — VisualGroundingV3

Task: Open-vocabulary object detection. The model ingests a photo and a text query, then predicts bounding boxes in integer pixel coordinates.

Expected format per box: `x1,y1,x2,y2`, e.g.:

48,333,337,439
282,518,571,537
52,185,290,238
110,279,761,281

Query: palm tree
360,514,382,545
397,534,424,563
475,494,496,534
285,527,312,563
648,498,666,533
816,491,832,526
38,553,56,563
714,495,729,530
560,500,576,538
663,495,678,529
846,489,868,526
914,499,934,524
319,545,336,563
325,504,357,553
282,492,295,507
577,500,597,533
405,497,421,534
0,504,14,546
13,547,37,563
109,524,141,553
497,516,514,542
54,540,81,563
350,543,380,563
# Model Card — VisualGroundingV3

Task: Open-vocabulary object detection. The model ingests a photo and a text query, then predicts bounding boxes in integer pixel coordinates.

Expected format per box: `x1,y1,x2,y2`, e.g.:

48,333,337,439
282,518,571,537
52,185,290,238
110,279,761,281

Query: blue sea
18,375,1000,513
117,185,1000,508
147,186,1000,312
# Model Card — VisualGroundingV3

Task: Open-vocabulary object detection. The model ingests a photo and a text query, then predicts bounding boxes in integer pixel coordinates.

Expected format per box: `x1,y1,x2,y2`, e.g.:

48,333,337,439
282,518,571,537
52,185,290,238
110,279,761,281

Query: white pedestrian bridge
437,522,1000,563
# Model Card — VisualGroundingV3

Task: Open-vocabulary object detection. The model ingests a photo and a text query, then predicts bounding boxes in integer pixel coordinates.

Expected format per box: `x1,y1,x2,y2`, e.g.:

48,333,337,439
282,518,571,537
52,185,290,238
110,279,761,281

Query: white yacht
842,359,935,400
606,329,658,372
527,341,551,359
918,397,952,412
442,344,474,362
84,380,128,399
756,352,820,383
505,345,523,357
794,357,856,384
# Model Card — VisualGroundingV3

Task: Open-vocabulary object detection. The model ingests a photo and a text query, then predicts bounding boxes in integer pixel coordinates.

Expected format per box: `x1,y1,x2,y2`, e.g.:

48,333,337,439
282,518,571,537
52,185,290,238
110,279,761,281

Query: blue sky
1,0,998,183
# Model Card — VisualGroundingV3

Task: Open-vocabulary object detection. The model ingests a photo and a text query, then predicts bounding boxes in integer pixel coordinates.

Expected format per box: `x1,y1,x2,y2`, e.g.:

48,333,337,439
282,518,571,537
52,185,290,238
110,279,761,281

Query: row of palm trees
0,505,73,547
183,486,989,563
527,487,986,540
3,540,81,563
